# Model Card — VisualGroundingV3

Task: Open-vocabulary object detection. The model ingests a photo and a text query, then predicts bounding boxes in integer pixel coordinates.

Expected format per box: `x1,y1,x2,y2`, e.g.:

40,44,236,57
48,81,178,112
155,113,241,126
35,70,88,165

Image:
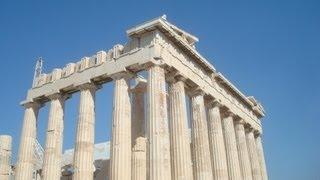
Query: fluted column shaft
131,78,147,180
73,84,97,180
191,92,213,180
0,135,12,180
222,113,242,180
15,102,40,180
235,121,253,180
168,80,193,180
147,65,171,180
132,78,146,143
255,134,268,180
207,103,228,180
246,130,262,180
110,75,132,180
132,137,147,180
42,94,66,180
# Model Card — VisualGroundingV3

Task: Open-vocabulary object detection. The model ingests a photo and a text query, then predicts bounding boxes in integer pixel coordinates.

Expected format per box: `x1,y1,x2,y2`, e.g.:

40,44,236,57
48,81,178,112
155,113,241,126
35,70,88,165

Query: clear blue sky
0,0,319,179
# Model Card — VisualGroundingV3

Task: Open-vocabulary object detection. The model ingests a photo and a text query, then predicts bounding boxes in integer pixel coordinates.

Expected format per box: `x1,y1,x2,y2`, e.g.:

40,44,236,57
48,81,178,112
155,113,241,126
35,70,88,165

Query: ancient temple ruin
5,15,268,180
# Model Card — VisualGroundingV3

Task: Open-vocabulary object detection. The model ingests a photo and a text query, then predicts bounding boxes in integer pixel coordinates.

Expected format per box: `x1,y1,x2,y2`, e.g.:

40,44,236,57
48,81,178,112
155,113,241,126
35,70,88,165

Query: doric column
132,137,147,180
221,110,242,180
131,76,146,144
168,79,193,180
234,120,253,180
147,65,171,180
131,77,147,180
73,83,97,180
42,94,68,180
190,90,213,180
0,135,12,180
246,128,262,180
207,101,228,180
15,102,40,180
109,73,132,180
255,133,268,180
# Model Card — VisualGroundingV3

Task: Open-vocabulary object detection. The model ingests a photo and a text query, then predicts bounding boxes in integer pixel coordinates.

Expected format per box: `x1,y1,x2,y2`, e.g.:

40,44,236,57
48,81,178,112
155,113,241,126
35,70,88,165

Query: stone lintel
24,46,154,104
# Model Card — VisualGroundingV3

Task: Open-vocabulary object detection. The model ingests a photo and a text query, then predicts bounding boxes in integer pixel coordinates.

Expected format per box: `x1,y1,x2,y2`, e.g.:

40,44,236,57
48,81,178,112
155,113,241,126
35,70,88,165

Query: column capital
245,125,255,133
189,87,205,97
234,118,246,125
78,82,100,91
46,93,71,101
145,62,166,70
22,101,42,109
220,109,234,118
207,99,223,108
131,76,147,93
254,130,262,137
166,69,187,84
110,71,134,80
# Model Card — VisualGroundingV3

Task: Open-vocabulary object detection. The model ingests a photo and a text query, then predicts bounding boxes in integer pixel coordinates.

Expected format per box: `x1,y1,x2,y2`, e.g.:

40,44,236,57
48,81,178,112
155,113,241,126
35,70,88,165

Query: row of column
15,83,98,180
15,65,268,180
114,65,268,180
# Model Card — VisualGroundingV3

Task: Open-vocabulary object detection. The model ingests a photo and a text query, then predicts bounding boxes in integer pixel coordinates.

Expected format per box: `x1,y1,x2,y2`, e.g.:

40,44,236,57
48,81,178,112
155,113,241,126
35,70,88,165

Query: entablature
151,30,263,132
23,16,265,133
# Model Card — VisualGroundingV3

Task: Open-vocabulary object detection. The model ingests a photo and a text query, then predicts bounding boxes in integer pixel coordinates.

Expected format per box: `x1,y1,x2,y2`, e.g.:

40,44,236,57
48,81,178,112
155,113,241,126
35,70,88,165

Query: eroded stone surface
246,129,262,180
235,120,253,180
191,93,213,180
0,135,12,180
207,103,229,180
222,112,242,180
73,84,97,180
147,65,172,180
168,80,193,180
42,95,67,180
110,75,132,180
15,103,40,180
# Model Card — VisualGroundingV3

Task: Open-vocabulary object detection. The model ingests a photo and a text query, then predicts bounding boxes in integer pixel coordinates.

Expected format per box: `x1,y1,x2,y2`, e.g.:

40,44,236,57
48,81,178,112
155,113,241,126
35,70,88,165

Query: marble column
235,120,253,180
110,74,132,180
73,84,97,180
207,101,228,180
246,128,262,180
131,77,146,145
131,77,147,180
42,94,67,180
221,111,242,180
147,65,171,180
190,91,213,180
132,137,147,180
168,79,193,180
15,102,40,180
255,133,268,180
0,135,12,180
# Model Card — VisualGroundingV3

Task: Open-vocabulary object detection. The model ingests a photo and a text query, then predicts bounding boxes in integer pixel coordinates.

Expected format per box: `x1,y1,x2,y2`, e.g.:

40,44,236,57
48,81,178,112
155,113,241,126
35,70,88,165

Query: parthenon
1,15,268,180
